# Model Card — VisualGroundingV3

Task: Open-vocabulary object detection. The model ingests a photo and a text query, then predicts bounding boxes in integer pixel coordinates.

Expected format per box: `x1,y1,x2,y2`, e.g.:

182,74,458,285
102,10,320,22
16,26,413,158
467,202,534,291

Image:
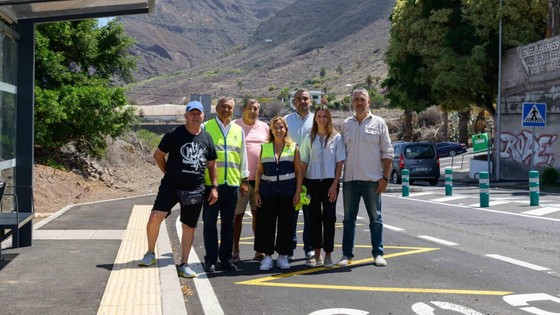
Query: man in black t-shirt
138,101,219,279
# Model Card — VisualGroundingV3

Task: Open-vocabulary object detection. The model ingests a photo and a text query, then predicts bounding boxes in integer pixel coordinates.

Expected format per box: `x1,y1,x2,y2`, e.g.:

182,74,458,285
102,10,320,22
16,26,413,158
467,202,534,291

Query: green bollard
479,171,489,207
529,170,539,206
402,169,409,197
445,168,453,196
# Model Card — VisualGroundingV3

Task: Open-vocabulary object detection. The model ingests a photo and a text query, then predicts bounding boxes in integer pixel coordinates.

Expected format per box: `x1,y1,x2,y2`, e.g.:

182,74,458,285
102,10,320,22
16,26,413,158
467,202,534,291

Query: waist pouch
176,188,204,206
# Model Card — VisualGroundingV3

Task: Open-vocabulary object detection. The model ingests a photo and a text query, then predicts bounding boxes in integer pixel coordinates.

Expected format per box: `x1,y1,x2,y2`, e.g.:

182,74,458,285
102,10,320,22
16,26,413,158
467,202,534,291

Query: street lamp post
495,0,503,181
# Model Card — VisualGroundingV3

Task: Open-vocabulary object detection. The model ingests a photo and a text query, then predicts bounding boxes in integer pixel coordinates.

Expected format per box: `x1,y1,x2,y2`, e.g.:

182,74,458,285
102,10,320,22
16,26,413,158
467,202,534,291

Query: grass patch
135,129,162,151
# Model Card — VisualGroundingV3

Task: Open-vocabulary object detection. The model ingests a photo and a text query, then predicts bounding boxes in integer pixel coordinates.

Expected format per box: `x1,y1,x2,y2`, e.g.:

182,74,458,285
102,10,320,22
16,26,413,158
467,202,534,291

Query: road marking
512,199,554,204
468,200,510,207
418,235,458,246
522,207,560,216
430,195,468,202
384,224,405,231
177,218,225,315
384,194,560,222
412,301,485,315
310,309,369,315
238,246,512,296
34,229,124,240
409,192,435,197
486,254,550,271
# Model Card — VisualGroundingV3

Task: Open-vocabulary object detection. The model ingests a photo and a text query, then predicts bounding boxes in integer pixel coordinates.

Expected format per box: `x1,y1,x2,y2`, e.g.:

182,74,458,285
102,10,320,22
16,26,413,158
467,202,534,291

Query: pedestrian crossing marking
408,192,434,197
522,207,560,216
469,200,511,207
431,195,469,202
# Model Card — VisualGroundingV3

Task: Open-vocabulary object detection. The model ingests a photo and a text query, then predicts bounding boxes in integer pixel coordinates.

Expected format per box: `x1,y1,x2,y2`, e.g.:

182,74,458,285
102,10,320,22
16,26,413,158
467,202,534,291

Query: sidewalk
0,195,186,315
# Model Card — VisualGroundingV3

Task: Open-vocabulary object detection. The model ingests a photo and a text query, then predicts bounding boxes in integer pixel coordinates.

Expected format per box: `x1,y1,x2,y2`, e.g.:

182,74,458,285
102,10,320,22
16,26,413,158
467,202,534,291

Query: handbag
176,188,204,206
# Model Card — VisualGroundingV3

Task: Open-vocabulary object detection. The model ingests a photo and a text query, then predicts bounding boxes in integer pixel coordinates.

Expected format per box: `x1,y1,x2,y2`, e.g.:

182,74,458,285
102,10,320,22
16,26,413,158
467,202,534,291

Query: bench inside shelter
0,180,34,260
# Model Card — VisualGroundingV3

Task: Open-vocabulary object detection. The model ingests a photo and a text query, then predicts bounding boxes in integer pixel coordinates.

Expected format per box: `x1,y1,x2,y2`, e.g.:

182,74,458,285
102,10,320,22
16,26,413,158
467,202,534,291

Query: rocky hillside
121,0,395,105
119,0,294,80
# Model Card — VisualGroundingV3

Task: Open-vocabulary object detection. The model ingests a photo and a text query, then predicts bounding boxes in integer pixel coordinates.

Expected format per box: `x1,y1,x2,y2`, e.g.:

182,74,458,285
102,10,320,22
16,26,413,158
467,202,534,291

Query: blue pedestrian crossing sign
522,103,546,127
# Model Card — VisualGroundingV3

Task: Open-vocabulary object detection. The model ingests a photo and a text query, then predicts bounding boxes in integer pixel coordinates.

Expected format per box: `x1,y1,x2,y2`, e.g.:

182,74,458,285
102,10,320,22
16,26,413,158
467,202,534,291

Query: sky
97,17,114,27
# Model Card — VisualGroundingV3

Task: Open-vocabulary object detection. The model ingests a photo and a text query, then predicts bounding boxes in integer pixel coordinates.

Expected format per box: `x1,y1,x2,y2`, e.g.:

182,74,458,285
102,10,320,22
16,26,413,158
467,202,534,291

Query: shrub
417,106,442,127
541,167,559,185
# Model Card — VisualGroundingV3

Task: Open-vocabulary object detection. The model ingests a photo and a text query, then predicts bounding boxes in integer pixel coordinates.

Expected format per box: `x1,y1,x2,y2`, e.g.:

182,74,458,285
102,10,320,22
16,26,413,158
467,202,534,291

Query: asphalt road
171,183,560,315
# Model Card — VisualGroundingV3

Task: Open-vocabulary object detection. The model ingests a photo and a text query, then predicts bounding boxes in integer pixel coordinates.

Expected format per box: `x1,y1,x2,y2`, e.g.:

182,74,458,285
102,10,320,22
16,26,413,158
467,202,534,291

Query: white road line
430,195,469,202
418,235,458,246
384,194,560,222
408,192,435,197
384,224,405,231
512,199,553,204
522,207,560,216
33,229,124,240
176,217,225,315
485,254,550,271
468,200,511,207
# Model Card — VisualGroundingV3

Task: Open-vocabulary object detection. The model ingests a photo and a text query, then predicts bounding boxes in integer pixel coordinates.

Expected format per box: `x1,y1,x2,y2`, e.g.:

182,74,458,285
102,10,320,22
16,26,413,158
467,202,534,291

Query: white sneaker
306,250,315,259
337,255,353,267
374,255,387,267
260,255,273,271
315,256,324,267
305,257,316,267
277,255,291,270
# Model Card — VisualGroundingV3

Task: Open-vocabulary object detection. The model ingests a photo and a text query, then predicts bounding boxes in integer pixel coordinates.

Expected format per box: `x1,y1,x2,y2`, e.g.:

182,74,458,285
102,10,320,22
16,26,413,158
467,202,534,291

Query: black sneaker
221,259,238,271
203,261,215,272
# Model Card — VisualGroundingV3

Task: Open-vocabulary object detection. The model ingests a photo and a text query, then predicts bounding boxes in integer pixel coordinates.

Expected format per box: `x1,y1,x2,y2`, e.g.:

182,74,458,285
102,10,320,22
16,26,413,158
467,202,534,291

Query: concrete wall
500,37,560,180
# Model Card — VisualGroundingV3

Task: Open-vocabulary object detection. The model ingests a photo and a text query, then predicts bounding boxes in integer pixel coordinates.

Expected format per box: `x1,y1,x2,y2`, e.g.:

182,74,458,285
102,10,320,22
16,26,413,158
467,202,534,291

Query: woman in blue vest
253,116,303,271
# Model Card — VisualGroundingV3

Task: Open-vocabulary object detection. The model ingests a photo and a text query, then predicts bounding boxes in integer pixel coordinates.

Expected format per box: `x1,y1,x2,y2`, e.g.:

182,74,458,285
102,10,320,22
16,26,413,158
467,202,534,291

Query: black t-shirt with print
158,125,217,189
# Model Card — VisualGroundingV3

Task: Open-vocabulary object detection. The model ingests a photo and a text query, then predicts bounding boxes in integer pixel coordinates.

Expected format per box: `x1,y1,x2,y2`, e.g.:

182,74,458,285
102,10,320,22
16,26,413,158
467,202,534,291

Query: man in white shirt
337,88,394,267
284,89,314,260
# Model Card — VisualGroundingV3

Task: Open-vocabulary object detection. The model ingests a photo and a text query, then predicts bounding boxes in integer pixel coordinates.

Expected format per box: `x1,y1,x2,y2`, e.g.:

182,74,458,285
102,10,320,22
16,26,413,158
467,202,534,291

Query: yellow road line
238,281,512,295
236,245,513,296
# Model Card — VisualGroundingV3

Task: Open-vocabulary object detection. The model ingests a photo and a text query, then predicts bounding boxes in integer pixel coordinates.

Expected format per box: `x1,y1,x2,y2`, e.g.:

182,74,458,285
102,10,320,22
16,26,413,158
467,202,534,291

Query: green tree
383,0,547,142
277,87,291,104
320,67,326,77
34,20,137,159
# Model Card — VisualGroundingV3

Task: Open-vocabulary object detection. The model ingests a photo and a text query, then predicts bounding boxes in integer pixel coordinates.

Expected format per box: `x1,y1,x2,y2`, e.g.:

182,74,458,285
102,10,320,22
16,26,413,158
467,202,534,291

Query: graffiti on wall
500,130,558,166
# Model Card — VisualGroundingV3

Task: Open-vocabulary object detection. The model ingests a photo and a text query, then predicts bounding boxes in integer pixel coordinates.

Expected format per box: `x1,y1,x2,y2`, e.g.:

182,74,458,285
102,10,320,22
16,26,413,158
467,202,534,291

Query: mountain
120,0,395,105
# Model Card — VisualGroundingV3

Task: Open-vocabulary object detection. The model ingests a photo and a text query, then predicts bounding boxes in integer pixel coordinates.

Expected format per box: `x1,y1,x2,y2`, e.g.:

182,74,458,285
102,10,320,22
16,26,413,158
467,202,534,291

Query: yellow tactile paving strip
97,205,162,315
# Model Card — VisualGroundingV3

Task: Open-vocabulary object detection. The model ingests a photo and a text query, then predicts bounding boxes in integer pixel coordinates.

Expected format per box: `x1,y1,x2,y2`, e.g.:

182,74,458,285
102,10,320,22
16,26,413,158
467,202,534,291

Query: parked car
435,142,467,157
390,141,440,186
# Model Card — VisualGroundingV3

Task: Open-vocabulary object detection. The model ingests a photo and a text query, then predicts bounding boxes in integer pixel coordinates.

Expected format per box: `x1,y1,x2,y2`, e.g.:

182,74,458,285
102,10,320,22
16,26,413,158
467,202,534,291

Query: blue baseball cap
186,101,204,112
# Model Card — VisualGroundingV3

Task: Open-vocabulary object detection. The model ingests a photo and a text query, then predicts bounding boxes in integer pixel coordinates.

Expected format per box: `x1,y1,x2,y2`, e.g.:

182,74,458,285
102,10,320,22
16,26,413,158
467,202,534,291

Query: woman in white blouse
300,106,346,268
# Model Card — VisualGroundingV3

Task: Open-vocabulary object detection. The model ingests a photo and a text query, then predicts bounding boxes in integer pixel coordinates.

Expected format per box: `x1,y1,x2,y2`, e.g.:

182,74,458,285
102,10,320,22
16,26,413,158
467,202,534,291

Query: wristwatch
211,185,218,190
382,176,390,181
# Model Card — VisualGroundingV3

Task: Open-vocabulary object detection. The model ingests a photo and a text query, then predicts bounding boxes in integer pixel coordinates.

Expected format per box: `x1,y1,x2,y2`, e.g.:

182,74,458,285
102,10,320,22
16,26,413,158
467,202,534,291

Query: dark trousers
254,194,294,256
291,204,311,255
203,185,239,264
306,178,338,253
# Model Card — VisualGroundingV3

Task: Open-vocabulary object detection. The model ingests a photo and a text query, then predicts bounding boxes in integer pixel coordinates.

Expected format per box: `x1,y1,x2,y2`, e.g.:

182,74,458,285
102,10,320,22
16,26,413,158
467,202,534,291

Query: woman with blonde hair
300,106,345,267
253,116,303,271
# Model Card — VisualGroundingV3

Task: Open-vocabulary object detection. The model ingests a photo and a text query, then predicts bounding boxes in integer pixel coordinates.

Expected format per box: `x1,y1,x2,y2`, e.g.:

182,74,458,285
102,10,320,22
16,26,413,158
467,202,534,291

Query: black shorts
152,177,203,228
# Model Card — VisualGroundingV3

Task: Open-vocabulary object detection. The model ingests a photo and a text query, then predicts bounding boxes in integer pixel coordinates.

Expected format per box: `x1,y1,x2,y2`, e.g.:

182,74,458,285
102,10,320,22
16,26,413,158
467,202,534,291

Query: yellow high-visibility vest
204,119,244,186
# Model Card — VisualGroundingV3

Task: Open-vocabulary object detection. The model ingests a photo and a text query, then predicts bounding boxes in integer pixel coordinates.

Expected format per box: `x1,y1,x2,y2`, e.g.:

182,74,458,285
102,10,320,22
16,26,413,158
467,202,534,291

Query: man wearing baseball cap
138,100,219,279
